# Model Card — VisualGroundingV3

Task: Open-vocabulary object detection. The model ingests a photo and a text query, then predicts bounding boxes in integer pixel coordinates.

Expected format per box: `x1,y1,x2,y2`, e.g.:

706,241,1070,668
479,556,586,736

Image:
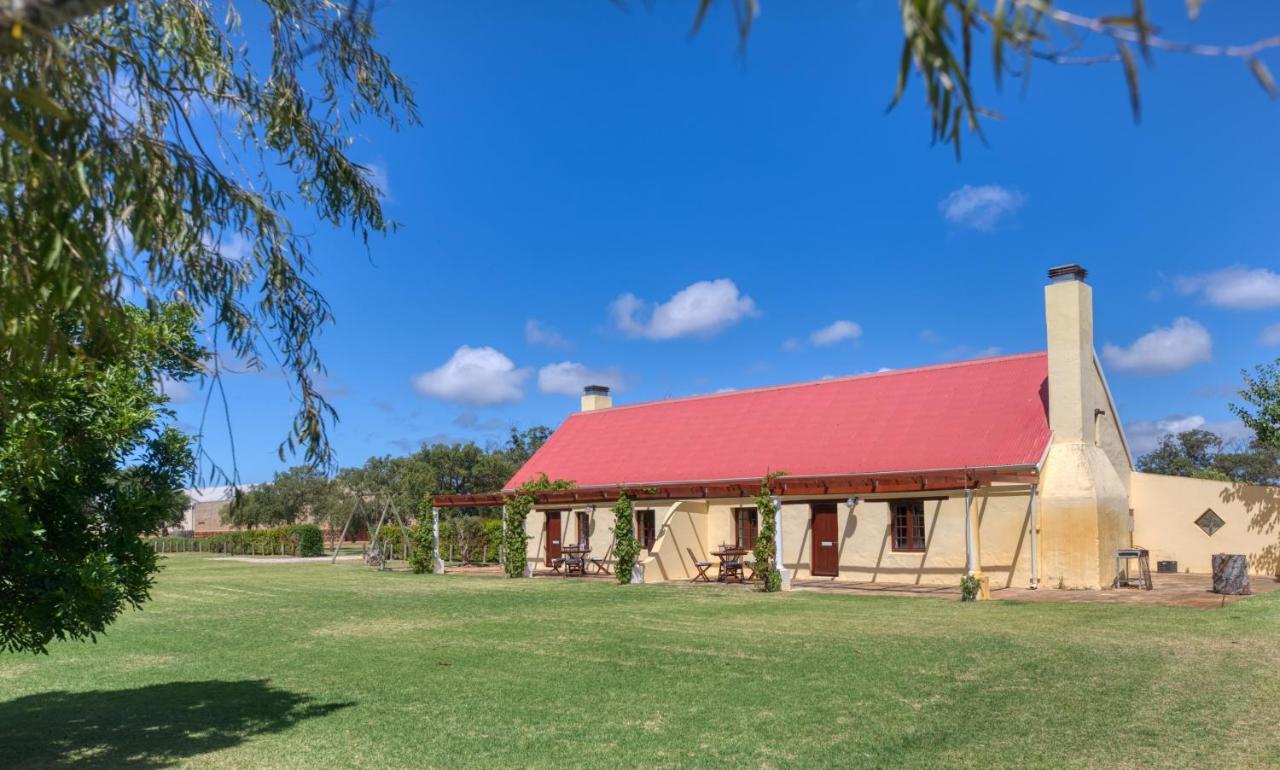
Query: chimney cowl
1047,264,1088,283
583,384,611,397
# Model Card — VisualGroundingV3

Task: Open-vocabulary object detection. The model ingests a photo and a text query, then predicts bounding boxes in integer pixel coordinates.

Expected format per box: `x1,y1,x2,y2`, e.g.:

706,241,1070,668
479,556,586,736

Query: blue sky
174,1,1280,484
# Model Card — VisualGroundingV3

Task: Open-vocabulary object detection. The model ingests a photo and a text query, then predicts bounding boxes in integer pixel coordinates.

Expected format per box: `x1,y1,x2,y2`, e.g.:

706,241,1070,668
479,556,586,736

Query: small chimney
1048,263,1088,283
581,384,612,412
1044,264,1093,444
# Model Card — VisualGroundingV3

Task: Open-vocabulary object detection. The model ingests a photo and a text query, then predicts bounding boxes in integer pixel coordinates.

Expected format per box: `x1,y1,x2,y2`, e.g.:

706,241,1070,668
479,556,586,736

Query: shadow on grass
0,679,351,768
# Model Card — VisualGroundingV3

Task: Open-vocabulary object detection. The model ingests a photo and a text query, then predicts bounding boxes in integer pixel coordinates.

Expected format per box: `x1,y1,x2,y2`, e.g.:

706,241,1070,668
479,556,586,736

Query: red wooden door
546,512,562,564
811,503,839,577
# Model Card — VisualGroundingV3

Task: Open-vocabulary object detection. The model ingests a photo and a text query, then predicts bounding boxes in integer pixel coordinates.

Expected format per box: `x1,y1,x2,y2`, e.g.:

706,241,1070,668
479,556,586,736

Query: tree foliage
0,303,199,653
1233,362,1280,454
1136,429,1280,486
0,0,416,471
693,1,1280,156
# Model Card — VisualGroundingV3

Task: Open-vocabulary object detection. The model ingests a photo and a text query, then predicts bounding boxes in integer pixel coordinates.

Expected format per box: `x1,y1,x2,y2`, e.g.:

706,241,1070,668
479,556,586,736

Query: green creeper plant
612,492,640,585
752,477,782,593
500,475,574,578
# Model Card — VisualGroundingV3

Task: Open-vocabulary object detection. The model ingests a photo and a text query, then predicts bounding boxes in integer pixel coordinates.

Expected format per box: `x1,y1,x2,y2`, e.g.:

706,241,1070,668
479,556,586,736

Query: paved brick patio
790,572,1280,608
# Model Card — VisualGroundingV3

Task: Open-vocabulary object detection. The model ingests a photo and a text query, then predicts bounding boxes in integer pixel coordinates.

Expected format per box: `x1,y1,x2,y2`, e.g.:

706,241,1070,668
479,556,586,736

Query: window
733,507,758,549
576,511,591,547
636,509,656,551
1195,508,1225,536
891,500,926,552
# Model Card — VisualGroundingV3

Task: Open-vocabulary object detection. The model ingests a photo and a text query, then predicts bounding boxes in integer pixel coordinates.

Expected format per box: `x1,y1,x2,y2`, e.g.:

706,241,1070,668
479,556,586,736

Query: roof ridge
570,350,1048,417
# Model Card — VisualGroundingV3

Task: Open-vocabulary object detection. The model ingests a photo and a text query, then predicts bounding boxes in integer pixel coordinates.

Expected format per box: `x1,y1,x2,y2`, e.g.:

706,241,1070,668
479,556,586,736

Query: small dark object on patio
1157,560,1178,574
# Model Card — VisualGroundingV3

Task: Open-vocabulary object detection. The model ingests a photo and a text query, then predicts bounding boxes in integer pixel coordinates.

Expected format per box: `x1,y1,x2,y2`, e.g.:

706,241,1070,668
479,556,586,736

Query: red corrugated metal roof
505,352,1051,491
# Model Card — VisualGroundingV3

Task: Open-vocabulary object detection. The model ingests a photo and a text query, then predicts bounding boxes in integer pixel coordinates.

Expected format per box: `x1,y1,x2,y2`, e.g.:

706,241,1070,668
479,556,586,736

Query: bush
292,524,324,557
409,522,434,574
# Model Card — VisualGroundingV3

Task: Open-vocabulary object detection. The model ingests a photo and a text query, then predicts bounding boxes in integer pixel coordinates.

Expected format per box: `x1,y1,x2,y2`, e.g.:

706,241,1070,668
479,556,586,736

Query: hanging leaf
1248,57,1279,99
1117,41,1142,122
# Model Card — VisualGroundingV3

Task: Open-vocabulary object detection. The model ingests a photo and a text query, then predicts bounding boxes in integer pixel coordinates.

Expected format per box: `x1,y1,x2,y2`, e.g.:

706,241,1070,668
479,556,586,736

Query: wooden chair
548,557,563,574
687,548,713,583
744,558,758,581
590,539,614,575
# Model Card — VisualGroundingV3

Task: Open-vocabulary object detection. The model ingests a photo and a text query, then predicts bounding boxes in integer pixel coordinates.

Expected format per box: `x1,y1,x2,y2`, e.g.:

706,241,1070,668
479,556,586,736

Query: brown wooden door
811,503,839,577
546,512,562,563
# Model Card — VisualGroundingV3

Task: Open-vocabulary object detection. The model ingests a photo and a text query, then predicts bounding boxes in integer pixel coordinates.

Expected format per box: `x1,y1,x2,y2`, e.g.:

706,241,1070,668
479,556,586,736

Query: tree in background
0,304,200,653
226,466,341,530
1233,362,1280,453
1136,429,1280,487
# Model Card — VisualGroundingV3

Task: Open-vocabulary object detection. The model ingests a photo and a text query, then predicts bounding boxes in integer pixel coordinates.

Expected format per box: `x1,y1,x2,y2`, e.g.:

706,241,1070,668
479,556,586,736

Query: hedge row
151,525,325,557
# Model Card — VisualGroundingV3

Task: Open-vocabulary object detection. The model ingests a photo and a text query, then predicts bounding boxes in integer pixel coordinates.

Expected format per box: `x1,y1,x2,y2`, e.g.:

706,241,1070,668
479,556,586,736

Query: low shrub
293,524,324,557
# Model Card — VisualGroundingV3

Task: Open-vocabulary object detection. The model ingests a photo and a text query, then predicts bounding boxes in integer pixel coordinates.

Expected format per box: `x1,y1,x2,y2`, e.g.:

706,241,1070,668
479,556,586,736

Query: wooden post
330,497,359,564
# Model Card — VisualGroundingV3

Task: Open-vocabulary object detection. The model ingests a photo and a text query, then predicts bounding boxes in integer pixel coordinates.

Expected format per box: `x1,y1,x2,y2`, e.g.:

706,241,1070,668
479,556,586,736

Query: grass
2,556,1279,768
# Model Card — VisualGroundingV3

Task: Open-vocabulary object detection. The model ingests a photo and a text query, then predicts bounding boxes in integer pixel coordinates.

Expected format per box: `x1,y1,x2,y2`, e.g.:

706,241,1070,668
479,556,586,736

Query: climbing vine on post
752,474,784,592
612,492,640,585
501,475,574,578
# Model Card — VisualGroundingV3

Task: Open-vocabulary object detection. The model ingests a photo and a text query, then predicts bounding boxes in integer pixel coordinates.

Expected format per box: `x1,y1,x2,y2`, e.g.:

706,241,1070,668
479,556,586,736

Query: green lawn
2,556,1279,768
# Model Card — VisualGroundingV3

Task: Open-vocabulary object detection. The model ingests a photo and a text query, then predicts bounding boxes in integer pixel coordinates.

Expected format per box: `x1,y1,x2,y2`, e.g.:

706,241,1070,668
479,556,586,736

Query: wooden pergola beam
430,467,1038,509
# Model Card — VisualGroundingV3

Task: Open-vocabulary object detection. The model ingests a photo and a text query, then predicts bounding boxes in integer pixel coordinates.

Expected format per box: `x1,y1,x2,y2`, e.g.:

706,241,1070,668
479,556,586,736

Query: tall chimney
1044,264,1093,443
581,384,612,412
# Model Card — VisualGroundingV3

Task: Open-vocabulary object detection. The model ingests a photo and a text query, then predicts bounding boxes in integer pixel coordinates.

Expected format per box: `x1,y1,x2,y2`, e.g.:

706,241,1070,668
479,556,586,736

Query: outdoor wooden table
712,548,749,583
560,545,590,577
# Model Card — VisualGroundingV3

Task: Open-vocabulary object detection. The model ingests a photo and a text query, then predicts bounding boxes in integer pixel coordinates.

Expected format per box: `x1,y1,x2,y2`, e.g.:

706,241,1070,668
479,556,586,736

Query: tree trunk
1212,553,1251,595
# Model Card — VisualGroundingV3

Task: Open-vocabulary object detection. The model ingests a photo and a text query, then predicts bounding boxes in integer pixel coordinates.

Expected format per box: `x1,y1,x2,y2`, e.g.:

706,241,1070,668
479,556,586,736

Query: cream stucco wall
532,487,1036,587
524,507,605,572
1132,471,1280,577
1038,277,1132,589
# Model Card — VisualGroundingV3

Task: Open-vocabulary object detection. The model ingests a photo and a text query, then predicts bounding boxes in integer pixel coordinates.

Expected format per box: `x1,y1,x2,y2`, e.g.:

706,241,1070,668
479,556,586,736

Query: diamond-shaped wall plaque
1195,508,1225,536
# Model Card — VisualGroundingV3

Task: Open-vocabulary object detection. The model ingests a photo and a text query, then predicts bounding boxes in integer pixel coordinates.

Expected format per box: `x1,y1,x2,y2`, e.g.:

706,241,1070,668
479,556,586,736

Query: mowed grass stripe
1,555,1278,768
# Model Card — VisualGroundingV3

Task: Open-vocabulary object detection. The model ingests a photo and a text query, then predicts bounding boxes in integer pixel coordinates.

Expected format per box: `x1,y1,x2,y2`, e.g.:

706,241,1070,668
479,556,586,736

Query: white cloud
1101,317,1212,375
1263,323,1280,346
412,346,529,405
537,361,624,396
1126,414,1254,456
155,375,195,403
202,232,252,262
919,328,943,345
781,337,802,352
524,319,571,349
810,320,863,346
715,387,737,393
361,161,391,201
939,184,1025,231
611,279,759,339
1175,266,1280,310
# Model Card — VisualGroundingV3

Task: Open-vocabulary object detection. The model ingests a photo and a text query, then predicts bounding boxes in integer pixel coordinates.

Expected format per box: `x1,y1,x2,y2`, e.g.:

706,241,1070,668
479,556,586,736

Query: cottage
437,265,1280,592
